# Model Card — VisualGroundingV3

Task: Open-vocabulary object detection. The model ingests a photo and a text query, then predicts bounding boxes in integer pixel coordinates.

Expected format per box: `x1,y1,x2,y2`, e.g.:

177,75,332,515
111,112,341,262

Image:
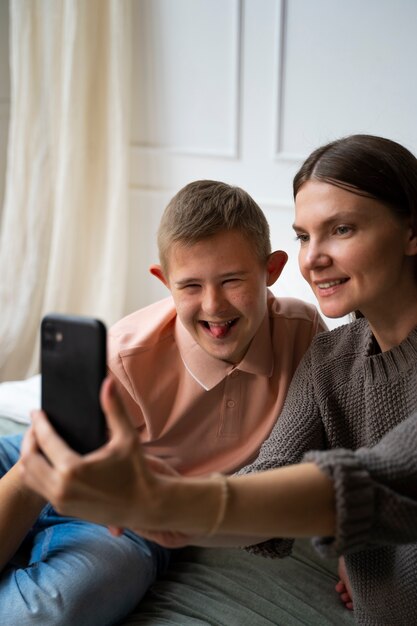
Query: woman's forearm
151,463,335,545
224,463,335,538
0,460,46,569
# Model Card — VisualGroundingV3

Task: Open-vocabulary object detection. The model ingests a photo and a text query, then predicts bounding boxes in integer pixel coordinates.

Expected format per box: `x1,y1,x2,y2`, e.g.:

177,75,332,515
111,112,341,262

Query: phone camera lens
43,323,61,350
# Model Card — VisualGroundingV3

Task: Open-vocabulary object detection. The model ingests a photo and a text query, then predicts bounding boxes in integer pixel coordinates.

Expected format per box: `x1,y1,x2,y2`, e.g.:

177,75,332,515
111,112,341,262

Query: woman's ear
405,226,417,257
149,264,169,288
266,251,288,286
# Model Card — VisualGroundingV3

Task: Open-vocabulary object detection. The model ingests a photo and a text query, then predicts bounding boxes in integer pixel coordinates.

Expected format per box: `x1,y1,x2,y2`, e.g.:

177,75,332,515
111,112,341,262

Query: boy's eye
179,284,200,291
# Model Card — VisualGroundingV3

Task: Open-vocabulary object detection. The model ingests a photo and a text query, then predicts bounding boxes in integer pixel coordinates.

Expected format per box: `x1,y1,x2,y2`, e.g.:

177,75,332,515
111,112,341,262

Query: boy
5,180,325,625
108,180,325,477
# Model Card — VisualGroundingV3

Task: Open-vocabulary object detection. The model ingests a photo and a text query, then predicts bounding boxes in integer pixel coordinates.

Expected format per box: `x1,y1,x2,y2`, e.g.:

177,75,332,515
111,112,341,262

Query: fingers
335,579,354,610
336,556,354,610
32,411,80,468
20,425,51,500
20,424,39,458
20,411,82,505
23,376,135,466
23,410,80,468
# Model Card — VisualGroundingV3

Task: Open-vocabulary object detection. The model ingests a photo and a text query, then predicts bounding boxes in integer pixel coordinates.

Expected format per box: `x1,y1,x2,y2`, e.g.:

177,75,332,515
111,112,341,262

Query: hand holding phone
41,314,107,454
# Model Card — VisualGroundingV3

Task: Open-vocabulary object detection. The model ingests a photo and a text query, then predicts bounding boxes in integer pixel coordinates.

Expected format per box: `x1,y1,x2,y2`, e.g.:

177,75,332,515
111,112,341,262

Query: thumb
100,376,134,437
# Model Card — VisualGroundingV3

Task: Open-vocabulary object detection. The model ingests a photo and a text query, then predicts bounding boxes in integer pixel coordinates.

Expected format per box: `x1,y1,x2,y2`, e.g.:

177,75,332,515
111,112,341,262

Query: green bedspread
0,416,354,626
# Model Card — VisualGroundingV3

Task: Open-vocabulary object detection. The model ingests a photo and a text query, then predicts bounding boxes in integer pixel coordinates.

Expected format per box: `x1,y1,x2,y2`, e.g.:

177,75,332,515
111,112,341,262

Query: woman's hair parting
293,134,417,232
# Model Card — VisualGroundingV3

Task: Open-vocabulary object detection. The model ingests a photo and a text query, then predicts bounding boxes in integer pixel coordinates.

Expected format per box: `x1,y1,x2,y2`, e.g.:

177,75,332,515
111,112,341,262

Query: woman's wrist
138,472,230,536
206,473,230,536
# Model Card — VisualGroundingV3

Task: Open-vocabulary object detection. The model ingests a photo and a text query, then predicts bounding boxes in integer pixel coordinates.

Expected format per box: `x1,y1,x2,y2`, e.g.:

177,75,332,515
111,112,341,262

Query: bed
0,376,354,625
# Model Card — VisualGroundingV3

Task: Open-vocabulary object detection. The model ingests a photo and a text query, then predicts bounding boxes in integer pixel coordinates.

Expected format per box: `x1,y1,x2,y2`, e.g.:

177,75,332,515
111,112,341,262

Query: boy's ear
266,251,288,286
149,264,169,288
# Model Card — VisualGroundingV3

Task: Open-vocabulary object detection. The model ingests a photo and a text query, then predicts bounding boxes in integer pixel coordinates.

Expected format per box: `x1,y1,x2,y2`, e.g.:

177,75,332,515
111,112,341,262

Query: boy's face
151,230,286,364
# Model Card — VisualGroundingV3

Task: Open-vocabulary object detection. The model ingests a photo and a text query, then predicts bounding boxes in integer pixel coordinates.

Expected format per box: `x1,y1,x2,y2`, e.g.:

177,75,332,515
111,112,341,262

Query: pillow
0,375,41,424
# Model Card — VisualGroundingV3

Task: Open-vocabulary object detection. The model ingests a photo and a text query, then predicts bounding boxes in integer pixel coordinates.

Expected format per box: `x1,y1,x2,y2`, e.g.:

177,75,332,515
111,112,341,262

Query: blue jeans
0,435,171,626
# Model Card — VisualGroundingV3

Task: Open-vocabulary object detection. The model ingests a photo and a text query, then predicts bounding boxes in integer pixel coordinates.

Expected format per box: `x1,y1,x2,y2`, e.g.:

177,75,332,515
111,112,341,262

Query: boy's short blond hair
158,180,271,273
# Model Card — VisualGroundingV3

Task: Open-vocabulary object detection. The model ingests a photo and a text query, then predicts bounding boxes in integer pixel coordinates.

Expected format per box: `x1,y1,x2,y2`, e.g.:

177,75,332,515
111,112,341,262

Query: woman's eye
294,233,309,243
335,225,352,235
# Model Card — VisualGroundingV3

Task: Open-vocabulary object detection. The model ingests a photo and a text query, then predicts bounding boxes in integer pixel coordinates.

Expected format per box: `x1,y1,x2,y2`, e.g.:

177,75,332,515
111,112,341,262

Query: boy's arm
0,458,46,570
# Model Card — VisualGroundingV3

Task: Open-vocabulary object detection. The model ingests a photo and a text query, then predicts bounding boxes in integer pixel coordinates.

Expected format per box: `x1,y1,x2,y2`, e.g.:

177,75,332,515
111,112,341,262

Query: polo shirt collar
175,311,274,391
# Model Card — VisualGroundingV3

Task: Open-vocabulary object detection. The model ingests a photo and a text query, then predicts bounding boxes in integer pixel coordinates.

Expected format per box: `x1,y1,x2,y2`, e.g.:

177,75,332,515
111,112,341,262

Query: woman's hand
335,556,354,610
20,379,227,544
107,454,196,548
20,377,163,530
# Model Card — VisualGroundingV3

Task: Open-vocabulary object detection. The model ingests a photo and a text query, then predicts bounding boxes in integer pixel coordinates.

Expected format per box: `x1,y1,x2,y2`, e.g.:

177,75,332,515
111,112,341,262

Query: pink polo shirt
108,292,326,476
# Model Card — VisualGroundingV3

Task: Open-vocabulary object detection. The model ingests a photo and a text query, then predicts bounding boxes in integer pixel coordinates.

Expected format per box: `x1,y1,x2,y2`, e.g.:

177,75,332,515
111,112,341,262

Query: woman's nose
301,243,331,271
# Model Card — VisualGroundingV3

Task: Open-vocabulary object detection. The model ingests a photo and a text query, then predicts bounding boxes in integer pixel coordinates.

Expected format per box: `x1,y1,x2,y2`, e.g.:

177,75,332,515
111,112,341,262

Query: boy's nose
201,286,227,316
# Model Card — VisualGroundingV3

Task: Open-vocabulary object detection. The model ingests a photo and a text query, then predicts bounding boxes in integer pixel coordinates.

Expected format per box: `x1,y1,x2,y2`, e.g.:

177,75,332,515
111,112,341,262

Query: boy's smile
200,318,238,338
151,230,286,364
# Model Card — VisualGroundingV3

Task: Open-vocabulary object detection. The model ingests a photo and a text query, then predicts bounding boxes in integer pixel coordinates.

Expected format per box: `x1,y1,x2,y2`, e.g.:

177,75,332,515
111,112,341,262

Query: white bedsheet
0,375,40,424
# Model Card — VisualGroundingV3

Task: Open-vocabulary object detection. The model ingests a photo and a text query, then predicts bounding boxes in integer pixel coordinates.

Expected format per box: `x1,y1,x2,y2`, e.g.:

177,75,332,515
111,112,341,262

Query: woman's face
293,180,417,321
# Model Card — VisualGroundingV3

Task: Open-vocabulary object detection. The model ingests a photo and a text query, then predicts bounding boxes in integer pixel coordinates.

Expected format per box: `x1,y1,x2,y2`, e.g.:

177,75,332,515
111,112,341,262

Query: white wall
1,0,417,328
128,0,417,328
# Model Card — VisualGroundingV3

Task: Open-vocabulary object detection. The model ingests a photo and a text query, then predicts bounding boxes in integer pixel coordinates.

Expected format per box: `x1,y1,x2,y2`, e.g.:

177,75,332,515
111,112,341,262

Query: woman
235,133,417,623
21,135,417,625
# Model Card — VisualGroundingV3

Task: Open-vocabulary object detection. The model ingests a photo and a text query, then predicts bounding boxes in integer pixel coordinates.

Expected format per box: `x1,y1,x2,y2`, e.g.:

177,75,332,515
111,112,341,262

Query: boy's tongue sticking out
204,320,235,338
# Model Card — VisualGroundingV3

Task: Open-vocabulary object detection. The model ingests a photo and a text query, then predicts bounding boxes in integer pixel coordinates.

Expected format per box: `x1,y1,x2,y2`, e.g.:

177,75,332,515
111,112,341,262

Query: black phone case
41,314,107,454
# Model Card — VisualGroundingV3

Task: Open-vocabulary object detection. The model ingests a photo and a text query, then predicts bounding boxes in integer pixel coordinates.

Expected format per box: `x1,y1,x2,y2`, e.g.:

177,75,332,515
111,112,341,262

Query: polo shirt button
227,400,235,408
231,370,239,378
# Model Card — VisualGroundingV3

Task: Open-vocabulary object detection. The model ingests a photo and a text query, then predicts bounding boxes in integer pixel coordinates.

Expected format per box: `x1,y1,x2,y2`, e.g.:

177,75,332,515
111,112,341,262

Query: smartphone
41,313,107,454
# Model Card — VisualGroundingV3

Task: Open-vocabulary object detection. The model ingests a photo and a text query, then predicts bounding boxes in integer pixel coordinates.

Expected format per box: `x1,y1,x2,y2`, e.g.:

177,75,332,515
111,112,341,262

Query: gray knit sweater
238,318,417,626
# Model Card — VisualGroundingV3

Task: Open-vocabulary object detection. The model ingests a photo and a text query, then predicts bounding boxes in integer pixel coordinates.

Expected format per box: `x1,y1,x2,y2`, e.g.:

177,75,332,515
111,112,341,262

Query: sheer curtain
0,0,131,381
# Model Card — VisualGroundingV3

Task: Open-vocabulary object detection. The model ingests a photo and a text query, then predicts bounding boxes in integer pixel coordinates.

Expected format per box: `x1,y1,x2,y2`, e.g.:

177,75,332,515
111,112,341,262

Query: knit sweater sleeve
236,349,326,557
304,411,417,557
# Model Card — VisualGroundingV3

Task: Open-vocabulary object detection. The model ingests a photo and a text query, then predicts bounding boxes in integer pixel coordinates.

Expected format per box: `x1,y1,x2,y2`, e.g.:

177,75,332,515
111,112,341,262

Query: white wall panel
131,0,241,157
279,0,417,157
126,189,173,313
